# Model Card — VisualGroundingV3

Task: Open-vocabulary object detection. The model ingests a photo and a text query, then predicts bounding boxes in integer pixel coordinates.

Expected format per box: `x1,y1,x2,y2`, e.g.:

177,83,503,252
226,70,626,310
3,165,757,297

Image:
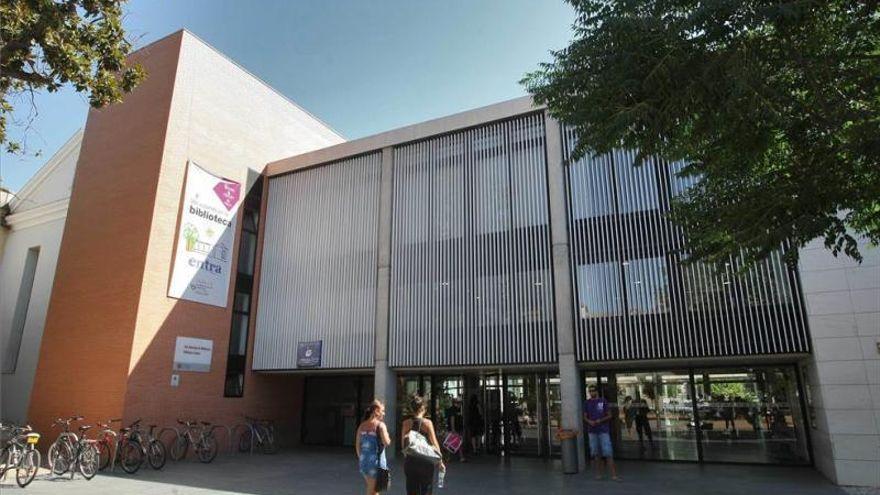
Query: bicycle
47,415,83,475
0,423,41,487
128,419,166,470
171,420,218,463
239,416,276,454
60,425,99,480
94,419,143,474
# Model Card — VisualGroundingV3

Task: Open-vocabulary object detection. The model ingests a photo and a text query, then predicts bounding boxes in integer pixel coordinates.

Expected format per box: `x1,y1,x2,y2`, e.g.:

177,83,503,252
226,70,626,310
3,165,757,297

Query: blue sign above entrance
297,341,322,368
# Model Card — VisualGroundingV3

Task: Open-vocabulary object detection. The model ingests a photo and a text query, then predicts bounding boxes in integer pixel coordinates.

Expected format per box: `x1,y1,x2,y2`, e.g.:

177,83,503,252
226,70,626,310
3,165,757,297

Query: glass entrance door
595,365,810,465
396,371,561,458
612,370,698,461
694,367,810,464
504,374,541,456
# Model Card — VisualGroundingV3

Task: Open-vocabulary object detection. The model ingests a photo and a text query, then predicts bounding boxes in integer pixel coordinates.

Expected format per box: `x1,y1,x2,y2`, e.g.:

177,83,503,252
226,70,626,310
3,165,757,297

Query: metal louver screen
389,113,557,367
253,153,382,370
563,126,810,361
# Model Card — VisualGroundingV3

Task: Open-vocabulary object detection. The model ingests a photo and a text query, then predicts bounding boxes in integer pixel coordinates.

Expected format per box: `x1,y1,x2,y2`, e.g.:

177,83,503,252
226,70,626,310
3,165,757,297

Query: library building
1,30,877,487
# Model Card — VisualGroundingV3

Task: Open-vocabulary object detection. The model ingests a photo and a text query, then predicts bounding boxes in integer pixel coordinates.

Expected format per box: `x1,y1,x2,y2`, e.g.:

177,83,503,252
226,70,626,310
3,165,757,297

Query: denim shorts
588,432,613,458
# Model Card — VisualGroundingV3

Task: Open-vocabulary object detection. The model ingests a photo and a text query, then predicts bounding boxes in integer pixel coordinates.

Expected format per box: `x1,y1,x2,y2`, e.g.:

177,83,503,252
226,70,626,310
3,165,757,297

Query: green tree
523,0,880,266
0,0,145,153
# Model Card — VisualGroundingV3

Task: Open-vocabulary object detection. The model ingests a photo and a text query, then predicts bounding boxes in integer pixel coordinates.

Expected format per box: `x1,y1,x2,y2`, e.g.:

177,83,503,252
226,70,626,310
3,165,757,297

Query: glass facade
389,113,556,367
587,365,810,465
564,127,810,361
694,367,810,464
224,180,262,397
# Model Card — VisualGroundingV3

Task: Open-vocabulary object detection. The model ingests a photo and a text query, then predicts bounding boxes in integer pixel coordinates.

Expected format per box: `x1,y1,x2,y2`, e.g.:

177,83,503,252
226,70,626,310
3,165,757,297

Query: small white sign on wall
173,336,213,372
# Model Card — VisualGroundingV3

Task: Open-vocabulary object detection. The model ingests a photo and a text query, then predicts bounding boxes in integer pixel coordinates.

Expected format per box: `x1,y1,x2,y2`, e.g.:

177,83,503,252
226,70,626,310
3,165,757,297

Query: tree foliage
523,0,880,266
0,0,145,153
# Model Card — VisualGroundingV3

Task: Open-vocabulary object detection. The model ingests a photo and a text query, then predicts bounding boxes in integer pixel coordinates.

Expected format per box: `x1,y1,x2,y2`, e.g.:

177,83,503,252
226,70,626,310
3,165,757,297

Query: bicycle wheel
0,446,12,479
196,436,218,463
95,439,113,471
48,440,73,475
78,443,99,480
16,448,40,487
238,428,252,453
170,436,189,461
147,439,166,470
119,441,143,474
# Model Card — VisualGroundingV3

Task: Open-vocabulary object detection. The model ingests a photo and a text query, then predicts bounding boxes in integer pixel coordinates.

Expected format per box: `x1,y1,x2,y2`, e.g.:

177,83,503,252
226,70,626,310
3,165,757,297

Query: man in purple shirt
583,385,619,481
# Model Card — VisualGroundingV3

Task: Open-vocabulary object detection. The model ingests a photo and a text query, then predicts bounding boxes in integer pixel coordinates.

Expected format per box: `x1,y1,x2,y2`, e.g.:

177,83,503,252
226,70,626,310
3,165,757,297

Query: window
614,152,659,214
576,258,669,318
577,262,623,318
3,247,40,373
224,181,262,397
568,152,614,220
623,257,669,315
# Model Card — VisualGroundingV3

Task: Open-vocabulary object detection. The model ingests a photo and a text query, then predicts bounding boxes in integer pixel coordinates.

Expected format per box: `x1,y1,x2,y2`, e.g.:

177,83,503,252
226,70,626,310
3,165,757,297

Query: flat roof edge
265,95,543,176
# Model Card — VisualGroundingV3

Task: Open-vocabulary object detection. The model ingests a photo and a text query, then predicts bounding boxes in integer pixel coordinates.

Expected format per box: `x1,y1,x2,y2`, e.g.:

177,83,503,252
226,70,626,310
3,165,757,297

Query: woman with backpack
356,400,391,495
401,395,445,495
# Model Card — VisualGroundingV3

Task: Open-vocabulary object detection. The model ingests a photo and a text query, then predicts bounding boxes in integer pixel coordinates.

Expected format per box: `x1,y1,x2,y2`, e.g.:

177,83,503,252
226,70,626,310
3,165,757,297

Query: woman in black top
401,395,444,495
467,394,484,454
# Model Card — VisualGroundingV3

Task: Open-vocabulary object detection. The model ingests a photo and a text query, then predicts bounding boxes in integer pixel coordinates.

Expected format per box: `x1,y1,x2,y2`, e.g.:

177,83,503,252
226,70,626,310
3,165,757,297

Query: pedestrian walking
356,400,391,495
402,395,445,495
444,397,466,462
583,385,619,481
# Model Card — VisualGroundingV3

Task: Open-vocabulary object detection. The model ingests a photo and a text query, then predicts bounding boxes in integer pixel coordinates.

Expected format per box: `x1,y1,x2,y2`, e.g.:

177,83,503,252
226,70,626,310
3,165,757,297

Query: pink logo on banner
213,180,241,211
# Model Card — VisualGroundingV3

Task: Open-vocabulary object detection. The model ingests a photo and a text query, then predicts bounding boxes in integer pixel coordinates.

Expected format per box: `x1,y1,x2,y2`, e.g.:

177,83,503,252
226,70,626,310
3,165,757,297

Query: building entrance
301,375,373,447
397,371,562,458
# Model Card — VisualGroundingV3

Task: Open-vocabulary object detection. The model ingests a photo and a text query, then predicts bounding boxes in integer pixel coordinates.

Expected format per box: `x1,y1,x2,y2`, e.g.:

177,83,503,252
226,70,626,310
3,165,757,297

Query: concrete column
374,146,397,456
544,114,587,471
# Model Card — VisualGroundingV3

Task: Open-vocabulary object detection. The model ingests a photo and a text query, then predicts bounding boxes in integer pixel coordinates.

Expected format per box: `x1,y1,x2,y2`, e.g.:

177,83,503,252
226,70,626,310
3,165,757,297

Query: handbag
443,431,463,454
403,419,442,464
375,425,390,491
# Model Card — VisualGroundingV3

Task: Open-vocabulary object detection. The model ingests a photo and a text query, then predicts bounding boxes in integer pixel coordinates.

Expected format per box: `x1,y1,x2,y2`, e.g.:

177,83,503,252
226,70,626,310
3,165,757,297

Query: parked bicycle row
0,415,277,488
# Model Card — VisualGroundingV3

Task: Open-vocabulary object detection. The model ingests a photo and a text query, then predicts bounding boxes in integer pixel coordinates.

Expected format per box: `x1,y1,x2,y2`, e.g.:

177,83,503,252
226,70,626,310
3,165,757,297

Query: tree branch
0,67,53,87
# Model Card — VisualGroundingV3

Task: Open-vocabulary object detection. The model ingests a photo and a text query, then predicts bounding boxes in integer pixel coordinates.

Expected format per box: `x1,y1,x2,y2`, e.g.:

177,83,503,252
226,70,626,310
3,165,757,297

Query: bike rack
209,424,233,454
231,423,256,454
157,427,182,461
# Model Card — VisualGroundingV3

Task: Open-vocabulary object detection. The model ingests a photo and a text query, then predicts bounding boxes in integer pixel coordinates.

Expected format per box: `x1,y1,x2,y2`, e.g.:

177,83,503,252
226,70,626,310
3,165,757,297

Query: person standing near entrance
402,395,445,495
467,394,484,455
631,393,654,448
583,385,619,481
356,400,391,495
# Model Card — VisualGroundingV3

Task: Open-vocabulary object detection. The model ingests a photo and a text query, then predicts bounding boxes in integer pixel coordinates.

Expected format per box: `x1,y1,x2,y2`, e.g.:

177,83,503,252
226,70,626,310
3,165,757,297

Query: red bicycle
94,419,143,474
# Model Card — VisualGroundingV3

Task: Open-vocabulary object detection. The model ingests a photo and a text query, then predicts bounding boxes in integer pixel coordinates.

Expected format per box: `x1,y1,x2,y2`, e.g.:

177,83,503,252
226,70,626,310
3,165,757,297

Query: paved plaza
0,447,856,495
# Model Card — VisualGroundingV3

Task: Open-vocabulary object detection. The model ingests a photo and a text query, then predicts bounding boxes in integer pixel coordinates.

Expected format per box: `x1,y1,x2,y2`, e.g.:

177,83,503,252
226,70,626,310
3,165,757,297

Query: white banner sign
173,336,213,372
168,162,242,307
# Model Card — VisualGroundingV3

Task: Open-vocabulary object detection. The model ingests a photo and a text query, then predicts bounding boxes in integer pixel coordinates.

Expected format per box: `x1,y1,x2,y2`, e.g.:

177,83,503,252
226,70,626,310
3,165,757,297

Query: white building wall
799,237,880,487
0,131,81,423
0,218,66,422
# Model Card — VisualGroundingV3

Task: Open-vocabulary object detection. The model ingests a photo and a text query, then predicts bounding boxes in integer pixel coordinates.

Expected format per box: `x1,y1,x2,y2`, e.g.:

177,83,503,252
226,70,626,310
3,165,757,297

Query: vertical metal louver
389,113,556,367
563,126,809,361
253,153,382,370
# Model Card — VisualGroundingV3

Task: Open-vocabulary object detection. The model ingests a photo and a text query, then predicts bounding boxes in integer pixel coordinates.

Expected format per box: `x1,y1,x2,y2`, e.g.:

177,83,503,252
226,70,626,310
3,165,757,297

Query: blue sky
1,0,574,192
